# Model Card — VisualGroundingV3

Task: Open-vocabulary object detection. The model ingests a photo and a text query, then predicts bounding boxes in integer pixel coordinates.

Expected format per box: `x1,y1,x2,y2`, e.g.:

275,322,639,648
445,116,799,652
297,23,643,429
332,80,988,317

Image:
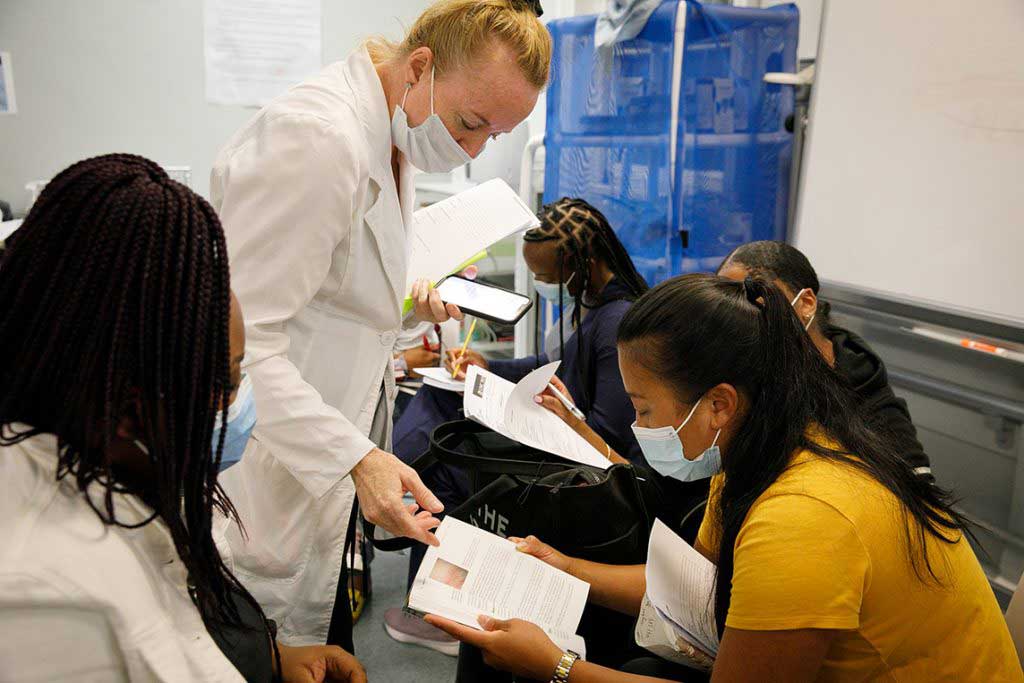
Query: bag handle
368,473,521,552
429,420,583,478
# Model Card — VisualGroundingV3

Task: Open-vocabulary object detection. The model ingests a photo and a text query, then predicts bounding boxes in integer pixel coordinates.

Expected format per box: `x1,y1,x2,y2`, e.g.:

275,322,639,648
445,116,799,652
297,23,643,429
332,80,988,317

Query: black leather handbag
373,419,664,565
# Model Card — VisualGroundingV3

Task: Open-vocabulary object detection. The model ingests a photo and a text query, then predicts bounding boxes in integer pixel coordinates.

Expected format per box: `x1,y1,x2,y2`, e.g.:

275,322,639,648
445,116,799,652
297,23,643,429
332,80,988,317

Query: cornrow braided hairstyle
524,197,648,406
0,154,279,675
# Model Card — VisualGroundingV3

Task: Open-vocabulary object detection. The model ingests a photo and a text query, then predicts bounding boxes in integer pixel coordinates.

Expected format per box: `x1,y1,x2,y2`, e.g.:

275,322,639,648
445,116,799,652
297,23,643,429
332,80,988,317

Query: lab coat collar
341,45,417,300
15,428,178,549
342,46,417,208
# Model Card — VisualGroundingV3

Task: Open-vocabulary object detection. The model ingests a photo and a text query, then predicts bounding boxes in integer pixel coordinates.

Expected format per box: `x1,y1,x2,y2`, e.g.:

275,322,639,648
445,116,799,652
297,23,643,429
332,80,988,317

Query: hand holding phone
434,276,533,325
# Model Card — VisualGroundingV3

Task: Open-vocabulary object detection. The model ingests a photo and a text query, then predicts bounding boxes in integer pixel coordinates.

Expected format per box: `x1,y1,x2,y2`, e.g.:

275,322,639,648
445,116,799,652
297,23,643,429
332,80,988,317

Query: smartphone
435,275,533,325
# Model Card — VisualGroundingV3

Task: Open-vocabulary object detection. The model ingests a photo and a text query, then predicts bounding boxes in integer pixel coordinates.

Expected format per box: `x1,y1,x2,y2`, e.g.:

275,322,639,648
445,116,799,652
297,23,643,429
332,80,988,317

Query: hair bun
743,276,766,308
512,0,544,16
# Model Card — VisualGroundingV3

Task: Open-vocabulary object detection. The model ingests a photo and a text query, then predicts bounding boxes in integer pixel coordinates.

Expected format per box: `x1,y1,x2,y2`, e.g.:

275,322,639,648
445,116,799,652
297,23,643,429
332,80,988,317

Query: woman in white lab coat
210,0,551,647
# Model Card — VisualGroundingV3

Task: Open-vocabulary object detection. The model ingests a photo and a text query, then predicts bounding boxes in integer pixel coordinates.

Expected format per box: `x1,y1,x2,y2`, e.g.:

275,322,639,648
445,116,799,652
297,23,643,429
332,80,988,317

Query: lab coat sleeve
212,112,376,499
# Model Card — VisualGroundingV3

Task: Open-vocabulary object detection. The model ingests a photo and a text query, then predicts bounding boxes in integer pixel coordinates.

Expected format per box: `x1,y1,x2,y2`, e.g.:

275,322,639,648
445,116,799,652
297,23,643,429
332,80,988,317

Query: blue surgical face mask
534,271,576,303
631,398,722,482
213,373,256,472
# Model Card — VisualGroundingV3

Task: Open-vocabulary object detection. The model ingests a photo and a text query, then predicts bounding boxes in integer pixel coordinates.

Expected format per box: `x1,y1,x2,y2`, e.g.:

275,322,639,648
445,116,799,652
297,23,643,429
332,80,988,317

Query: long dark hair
524,197,648,403
719,240,831,330
618,273,967,635
0,155,276,659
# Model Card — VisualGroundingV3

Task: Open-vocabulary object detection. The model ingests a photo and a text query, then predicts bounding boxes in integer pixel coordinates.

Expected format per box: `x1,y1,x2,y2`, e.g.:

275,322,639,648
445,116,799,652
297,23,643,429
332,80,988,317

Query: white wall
794,0,1024,325
767,0,822,60
0,0,430,214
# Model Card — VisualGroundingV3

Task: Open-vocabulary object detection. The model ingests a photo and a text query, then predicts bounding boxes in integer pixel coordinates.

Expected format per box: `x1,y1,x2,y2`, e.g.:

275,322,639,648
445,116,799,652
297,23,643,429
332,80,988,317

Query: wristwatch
550,650,580,683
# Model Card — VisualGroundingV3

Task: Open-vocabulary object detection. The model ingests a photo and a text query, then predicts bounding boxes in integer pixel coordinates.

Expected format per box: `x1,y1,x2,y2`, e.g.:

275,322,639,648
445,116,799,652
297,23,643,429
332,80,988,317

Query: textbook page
416,367,466,393
635,596,714,671
644,519,720,656
409,518,589,656
463,363,610,469
406,179,540,292
463,365,515,434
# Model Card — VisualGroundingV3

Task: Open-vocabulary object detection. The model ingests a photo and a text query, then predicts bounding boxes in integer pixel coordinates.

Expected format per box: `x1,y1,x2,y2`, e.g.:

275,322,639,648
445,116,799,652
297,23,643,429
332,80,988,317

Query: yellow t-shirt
696,444,1022,682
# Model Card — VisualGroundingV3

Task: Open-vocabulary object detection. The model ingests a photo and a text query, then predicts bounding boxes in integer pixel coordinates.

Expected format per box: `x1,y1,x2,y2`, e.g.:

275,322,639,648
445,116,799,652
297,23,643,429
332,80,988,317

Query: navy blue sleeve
583,303,644,463
488,353,550,383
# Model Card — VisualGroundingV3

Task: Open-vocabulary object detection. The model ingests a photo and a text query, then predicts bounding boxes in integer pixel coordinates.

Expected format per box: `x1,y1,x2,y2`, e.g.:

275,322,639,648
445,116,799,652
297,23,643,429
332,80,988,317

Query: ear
793,289,818,327
705,383,739,431
403,47,434,87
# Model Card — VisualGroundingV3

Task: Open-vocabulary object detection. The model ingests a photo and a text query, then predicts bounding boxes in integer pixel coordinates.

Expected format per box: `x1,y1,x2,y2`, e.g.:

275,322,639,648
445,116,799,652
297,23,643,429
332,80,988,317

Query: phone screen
436,277,531,323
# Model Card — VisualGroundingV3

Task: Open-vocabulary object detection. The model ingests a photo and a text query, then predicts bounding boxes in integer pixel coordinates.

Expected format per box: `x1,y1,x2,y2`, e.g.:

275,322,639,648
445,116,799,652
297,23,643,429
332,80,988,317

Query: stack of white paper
406,179,540,292
462,361,611,470
415,366,466,393
408,517,590,657
639,520,719,667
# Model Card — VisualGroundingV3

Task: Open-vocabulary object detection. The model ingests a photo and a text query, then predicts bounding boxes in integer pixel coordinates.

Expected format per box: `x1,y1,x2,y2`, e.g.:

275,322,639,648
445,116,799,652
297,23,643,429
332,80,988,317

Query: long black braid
0,154,280,676
524,197,648,406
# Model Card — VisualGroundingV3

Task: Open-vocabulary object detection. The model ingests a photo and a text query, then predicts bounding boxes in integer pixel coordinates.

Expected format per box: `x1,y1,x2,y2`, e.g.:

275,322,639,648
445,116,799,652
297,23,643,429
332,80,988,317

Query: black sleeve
862,368,933,479
206,586,275,683
583,304,644,463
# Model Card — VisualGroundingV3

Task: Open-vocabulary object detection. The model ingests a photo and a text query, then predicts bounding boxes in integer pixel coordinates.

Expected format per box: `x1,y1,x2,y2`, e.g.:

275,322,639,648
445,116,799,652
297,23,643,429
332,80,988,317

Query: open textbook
640,519,720,665
408,517,590,656
463,361,611,470
406,179,539,295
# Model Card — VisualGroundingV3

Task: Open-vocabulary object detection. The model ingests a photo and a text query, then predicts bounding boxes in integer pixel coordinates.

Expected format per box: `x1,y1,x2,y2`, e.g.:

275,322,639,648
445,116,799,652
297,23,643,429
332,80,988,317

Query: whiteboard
794,0,1024,327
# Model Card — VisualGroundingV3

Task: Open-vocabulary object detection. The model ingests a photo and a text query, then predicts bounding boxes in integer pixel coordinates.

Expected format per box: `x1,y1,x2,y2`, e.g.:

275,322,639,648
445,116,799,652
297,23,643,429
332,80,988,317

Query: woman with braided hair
384,197,649,652
0,154,365,682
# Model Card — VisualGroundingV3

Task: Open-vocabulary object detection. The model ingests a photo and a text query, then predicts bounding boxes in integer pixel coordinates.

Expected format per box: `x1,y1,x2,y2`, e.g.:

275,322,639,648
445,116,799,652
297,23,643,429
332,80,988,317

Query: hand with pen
534,376,628,465
444,347,487,379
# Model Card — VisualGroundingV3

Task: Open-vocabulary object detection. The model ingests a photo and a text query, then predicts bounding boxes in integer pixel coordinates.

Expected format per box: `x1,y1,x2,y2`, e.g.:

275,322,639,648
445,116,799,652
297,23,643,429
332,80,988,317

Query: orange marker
961,339,999,354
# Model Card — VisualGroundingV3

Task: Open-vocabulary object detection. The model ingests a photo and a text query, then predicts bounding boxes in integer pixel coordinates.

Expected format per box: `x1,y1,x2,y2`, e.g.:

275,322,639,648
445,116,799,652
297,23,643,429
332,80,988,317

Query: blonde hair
367,0,552,89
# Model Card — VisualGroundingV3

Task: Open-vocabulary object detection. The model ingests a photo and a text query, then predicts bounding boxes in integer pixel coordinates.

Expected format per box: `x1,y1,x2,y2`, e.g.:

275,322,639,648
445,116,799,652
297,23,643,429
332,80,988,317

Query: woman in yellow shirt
427,273,1022,682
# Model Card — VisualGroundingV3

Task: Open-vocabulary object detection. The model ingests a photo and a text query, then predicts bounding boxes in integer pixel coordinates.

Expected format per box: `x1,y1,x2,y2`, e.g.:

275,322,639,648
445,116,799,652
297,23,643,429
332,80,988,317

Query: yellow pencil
451,318,478,378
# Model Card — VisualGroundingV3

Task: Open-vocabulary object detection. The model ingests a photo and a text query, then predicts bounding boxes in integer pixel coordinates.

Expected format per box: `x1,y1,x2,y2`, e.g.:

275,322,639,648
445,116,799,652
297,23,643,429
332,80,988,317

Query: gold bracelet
550,650,580,683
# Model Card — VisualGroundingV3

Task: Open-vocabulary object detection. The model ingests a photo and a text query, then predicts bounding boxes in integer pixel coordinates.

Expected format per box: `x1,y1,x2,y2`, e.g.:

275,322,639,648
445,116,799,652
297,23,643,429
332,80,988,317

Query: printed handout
463,362,611,469
408,517,590,656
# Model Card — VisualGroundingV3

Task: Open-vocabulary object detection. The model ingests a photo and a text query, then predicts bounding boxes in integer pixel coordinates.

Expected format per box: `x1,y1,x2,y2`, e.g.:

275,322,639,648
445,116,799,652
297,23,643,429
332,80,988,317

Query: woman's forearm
568,660,675,683
571,418,629,465
568,559,646,617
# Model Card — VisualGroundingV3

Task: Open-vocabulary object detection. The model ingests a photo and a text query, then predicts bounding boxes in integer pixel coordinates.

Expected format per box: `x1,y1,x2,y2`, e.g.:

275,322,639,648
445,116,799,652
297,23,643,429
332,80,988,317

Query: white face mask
391,66,472,173
790,288,816,331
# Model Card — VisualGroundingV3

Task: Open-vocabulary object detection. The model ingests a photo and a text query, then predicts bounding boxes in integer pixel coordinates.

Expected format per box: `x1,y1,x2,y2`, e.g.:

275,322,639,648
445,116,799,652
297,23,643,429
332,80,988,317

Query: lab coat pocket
219,442,316,582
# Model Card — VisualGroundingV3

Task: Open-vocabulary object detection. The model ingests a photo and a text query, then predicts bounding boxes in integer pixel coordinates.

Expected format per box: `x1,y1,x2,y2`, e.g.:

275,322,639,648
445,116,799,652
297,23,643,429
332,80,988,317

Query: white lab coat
210,46,416,645
0,433,245,682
